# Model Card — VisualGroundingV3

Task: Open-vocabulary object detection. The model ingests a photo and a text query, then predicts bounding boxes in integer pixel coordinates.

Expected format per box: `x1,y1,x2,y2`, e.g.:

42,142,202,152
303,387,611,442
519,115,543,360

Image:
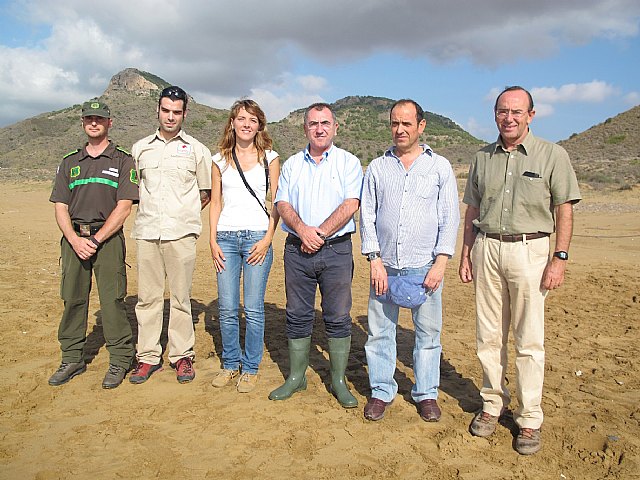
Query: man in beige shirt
459,86,581,455
129,86,212,384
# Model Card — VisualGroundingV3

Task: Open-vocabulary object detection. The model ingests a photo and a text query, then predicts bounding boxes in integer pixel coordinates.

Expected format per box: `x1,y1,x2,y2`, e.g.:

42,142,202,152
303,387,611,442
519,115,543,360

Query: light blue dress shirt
275,144,363,239
360,144,460,269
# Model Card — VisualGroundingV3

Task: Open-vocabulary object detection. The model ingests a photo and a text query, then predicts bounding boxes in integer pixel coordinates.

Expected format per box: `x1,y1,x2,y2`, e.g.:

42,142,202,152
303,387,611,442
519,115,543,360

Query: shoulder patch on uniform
116,146,131,155
63,149,80,159
130,169,139,185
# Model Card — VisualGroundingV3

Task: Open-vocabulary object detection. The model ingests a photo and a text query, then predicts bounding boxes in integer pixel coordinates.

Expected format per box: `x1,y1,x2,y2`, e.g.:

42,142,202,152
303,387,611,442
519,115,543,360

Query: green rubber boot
269,336,311,401
328,336,358,408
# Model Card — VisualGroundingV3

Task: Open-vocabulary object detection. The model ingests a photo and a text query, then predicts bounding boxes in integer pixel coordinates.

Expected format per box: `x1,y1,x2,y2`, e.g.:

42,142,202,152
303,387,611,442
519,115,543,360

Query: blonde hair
218,99,273,171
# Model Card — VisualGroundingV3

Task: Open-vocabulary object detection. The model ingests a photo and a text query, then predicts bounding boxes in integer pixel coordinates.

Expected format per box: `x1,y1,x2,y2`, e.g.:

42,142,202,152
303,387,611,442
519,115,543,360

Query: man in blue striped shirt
360,99,460,422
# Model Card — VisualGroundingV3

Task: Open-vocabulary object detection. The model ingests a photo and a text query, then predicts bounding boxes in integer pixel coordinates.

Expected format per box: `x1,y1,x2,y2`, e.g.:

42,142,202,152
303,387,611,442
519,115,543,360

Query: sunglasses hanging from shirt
231,148,270,218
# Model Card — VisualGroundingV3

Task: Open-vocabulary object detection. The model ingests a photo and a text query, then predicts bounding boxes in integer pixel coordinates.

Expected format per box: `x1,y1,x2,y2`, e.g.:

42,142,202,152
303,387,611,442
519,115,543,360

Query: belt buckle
79,224,91,237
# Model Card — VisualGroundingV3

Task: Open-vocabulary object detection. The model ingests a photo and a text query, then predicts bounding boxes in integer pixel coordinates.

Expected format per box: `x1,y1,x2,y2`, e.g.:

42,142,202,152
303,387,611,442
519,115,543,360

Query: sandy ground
0,181,638,480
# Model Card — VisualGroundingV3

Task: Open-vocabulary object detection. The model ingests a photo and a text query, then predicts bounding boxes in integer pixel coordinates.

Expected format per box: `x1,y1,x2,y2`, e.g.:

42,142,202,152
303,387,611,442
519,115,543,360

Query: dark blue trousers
283,236,354,339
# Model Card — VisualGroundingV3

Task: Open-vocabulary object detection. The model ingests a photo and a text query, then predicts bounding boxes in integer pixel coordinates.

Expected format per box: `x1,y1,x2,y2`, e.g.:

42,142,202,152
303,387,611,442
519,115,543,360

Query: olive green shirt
463,131,581,234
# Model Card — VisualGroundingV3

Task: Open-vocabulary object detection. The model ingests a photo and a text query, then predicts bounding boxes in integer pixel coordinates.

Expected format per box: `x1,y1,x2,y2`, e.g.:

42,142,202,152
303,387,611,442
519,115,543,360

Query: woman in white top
209,99,280,393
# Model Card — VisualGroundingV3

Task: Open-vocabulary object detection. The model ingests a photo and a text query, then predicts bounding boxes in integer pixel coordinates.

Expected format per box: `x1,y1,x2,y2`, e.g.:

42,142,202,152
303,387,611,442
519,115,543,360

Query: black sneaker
102,364,127,389
48,361,87,386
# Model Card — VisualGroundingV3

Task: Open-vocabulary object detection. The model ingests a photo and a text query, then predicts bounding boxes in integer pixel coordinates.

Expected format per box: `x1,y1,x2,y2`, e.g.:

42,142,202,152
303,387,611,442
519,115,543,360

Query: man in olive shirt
459,86,581,455
49,101,137,389
130,86,212,384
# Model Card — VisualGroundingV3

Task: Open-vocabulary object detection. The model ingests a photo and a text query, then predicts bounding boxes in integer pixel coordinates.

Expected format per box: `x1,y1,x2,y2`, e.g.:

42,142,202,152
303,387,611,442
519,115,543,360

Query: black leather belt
73,222,104,237
286,233,351,247
483,232,549,242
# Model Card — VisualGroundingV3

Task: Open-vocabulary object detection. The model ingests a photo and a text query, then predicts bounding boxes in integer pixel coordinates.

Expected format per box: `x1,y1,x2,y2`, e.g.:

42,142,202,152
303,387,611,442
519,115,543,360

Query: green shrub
605,134,626,145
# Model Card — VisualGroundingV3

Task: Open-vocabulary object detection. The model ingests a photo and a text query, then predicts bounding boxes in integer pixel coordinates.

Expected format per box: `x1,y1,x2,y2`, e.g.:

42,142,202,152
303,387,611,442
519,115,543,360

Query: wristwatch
366,251,381,262
553,251,569,261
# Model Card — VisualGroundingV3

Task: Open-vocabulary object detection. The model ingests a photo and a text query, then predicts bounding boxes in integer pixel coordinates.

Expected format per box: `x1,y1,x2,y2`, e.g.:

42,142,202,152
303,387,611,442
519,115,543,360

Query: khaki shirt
132,129,212,240
463,132,581,234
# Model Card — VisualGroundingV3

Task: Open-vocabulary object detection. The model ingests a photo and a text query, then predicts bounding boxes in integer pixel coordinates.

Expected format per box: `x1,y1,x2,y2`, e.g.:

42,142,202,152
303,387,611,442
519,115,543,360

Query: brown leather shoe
418,399,441,422
364,398,390,421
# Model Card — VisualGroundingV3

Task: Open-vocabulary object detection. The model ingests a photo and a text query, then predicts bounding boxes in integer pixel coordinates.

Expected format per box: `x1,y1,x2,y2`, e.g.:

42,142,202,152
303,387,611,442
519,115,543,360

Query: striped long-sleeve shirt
360,145,460,269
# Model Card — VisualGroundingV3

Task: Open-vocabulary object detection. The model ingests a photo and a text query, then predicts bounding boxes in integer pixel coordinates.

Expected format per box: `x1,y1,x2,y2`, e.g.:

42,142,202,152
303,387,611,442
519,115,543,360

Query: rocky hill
270,95,483,166
559,105,640,186
0,68,482,180
0,69,228,179
1,68,636,187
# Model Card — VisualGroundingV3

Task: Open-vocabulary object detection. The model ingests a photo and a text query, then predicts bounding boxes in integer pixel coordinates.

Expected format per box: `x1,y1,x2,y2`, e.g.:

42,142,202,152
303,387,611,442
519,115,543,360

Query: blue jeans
216,230,273,374
283,235,354,339
365,264,443,403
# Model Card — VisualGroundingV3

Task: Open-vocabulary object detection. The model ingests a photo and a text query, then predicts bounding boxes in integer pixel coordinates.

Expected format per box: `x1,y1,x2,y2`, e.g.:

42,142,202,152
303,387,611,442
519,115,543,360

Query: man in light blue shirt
269,103,363,409
360,99,460,422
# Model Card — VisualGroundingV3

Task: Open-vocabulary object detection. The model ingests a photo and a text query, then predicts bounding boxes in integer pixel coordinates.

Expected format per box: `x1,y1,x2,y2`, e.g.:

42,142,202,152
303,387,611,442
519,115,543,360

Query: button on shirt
132,129,212,240
463,132,581,234
275,144,363,239
360,145,460,269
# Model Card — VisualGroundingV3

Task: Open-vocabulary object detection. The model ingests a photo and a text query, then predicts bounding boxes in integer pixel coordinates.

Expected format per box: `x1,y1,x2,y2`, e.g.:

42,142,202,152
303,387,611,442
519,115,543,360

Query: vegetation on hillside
0,69,637,189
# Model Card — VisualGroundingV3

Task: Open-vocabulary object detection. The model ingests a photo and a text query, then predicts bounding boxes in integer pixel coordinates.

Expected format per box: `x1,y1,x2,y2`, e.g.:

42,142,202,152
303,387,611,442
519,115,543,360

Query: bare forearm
554,202,574,252
54,203,78,243
94,200,133,243
318,198,359,237
264,207,281,242
460,205,480,260
277,201,306,234
200,190,211,210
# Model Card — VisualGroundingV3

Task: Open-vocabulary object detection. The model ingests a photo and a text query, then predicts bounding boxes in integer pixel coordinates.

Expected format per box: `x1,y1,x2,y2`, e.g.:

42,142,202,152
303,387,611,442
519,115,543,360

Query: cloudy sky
1,0,639,142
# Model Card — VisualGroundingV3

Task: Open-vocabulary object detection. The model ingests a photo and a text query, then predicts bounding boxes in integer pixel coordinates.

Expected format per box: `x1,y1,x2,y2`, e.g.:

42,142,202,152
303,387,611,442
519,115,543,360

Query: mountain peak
104,68,170,96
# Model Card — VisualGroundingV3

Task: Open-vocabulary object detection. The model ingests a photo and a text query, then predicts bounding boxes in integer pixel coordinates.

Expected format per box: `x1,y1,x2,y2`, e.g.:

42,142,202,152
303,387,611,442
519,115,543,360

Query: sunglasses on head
160,86,188,103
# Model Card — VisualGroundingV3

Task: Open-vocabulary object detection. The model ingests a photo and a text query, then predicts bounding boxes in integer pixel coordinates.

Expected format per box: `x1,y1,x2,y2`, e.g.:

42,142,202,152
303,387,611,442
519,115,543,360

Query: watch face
554,251,568,260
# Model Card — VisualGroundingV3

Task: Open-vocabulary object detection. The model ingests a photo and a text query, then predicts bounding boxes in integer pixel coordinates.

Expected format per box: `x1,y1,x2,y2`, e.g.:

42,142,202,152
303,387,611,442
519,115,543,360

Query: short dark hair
159,85,188,110
304,102,336,124
494,86,534,111
390,99,424,124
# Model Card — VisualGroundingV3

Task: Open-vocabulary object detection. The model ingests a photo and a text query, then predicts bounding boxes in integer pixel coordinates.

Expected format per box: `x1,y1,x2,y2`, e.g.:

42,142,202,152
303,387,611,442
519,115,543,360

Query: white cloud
0,0,639,126
194,73,328,121
464,117,495,142
533,103,555,118
623,91,640,105
532,81,618,104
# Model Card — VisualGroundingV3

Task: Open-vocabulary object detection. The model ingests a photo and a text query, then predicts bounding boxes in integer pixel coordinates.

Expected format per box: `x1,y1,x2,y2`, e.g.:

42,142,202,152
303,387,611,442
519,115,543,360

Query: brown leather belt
483,232,549,242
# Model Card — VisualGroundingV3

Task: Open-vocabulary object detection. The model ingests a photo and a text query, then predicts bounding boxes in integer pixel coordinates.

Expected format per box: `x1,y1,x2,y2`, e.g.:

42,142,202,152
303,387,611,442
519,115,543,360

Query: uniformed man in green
49,101,138,389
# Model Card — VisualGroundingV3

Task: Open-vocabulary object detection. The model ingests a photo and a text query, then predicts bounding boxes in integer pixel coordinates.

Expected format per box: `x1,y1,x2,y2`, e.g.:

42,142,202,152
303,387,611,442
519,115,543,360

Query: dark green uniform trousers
58,231,134,369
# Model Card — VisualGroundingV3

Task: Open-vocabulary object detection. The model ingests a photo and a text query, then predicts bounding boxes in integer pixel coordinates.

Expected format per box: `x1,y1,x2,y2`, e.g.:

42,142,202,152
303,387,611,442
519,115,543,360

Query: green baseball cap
81,101,110,118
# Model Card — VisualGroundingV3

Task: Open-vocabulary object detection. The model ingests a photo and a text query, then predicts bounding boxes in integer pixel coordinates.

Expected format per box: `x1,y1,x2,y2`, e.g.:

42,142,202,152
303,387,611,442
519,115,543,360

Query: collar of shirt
303,143,335,164
150,128,190,145
79,141,116,162
385,143,434,161
494,130,535,155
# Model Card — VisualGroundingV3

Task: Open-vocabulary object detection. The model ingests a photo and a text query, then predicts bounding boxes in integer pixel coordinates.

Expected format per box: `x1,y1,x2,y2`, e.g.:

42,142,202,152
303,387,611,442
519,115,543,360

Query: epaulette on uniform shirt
63,149,80,159
116,146,131,155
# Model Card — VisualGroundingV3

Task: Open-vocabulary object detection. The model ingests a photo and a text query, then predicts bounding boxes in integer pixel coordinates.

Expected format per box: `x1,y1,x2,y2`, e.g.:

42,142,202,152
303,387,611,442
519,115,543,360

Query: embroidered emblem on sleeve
130,169,139,185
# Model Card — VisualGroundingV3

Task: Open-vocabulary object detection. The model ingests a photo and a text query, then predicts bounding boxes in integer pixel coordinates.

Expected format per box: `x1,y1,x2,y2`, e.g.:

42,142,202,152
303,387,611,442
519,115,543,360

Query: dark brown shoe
364,398,390,421
418,399,441,422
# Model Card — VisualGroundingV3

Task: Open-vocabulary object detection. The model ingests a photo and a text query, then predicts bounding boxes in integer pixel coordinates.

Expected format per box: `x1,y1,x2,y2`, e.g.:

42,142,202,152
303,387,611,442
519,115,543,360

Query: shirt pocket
138,156,160,191
516,175,548,206
413,174,439,201
175,156,197,185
